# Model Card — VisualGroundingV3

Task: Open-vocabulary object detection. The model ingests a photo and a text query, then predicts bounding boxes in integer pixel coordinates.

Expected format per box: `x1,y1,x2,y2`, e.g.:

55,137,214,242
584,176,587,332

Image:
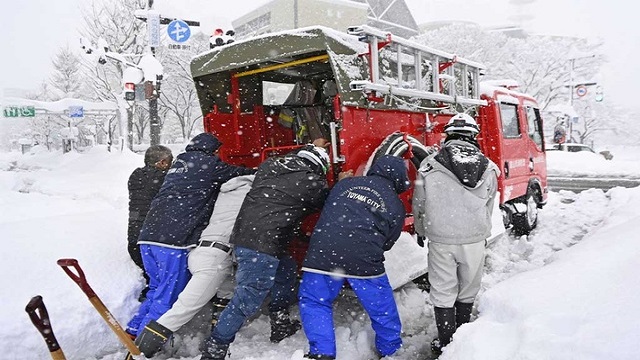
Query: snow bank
441,187,640,360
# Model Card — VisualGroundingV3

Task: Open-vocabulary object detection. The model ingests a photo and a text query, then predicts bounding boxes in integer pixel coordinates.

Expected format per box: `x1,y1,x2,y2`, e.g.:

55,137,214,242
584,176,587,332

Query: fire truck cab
190,25,547,239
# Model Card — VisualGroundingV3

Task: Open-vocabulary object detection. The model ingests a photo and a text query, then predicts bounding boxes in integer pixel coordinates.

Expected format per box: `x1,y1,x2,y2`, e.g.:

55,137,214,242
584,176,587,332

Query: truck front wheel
511,186,539,236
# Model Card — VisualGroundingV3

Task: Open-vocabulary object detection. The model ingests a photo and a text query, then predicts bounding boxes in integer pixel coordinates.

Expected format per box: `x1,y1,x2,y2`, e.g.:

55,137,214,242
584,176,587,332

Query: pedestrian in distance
127,145,173,302
132,175,254,358
125,133,256,340
412,113,499,356
200,138,338,360
298,154,409,360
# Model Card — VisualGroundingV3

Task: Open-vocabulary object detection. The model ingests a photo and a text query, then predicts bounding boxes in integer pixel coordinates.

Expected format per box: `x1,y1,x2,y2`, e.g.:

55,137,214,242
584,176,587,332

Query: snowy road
547,175,640,192
99,189,619,360
2,148,636,360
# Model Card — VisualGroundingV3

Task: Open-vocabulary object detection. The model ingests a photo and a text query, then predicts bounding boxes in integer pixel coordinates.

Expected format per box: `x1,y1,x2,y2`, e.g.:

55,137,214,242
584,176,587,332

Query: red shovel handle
25,296,62,353
57,258,97,298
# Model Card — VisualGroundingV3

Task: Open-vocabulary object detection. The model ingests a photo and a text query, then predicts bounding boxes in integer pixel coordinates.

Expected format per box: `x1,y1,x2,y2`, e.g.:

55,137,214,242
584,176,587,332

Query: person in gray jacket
412,113,499,356
132,175,254,358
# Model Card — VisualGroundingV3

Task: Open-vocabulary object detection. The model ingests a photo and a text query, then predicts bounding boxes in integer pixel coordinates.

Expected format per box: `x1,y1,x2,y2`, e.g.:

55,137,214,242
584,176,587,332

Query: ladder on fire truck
347,25,487,108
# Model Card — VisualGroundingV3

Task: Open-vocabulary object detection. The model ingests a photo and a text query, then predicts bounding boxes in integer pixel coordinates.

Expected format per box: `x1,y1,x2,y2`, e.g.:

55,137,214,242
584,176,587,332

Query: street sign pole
135,2,199,146
147,0,161,146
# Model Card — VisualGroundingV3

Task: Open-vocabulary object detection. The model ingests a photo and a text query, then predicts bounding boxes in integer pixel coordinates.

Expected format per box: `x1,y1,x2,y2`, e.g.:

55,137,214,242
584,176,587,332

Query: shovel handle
56,258,141,355
25,296,67,360
57,258,97,298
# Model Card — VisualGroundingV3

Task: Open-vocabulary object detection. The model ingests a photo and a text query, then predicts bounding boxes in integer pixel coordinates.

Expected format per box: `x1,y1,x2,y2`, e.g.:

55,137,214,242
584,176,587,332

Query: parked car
548,143,613,160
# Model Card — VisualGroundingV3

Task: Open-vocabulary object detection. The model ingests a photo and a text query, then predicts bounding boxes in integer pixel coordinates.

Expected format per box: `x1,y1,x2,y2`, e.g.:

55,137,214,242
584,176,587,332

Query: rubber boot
134,320,173,358
269,309,301,343
211,295,230,330
455,301,473,328
303,353,336,360
431,307,456,355
200,337,230,360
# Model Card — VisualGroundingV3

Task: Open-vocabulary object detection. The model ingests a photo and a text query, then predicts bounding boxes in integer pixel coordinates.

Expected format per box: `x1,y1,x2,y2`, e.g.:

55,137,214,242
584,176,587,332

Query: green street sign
3,106,36,118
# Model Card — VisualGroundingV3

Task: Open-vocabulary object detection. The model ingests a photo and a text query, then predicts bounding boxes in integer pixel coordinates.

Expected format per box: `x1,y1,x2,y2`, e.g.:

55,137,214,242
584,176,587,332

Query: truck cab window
499,103,521,138
525,106,544,149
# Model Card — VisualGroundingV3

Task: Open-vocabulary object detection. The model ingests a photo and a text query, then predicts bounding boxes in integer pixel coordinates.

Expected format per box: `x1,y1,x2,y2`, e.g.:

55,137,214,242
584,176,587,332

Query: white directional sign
148,11,161,47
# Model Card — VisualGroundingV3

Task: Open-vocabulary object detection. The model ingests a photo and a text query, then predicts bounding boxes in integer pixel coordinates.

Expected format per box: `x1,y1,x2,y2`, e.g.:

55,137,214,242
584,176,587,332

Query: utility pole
566,54,596,143
136,1,199,145
294,0,299,28
147,0,161,146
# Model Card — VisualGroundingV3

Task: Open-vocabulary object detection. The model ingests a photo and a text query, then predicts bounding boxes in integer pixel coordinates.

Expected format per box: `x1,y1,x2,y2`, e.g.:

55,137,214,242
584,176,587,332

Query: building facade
232,0,418,39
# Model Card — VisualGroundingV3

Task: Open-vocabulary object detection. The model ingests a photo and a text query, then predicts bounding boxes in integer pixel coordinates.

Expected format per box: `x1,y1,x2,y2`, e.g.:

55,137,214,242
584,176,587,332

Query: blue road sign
167,20,191,43
69,106,84,118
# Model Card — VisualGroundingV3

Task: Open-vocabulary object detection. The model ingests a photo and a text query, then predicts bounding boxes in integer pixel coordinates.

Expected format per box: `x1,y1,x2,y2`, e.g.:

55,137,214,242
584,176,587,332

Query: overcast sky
1,0,636,110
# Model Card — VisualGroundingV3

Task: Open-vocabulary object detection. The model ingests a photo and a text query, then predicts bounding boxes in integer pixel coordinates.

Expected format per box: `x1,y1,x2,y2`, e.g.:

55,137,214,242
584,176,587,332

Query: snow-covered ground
1,145,639,360
546,144,640,178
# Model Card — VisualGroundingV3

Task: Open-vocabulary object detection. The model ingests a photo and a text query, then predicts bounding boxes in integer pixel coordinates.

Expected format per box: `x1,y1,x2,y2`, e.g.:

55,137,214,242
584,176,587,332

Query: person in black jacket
299,155,409,360
200,139,340,360
126,133,256,338
127,145,173,302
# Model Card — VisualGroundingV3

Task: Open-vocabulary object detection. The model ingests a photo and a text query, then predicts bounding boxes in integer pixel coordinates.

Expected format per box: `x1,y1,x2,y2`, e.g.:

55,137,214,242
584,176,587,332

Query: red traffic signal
210,29,235,49
124,82,136,101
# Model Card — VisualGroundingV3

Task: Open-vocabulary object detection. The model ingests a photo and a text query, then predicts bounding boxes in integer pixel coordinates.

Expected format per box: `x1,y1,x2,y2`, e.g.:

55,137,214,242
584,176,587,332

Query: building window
236,12,272,37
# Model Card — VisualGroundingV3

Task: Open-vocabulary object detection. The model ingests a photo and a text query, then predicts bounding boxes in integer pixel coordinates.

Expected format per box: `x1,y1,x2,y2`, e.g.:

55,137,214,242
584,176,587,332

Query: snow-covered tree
156,33,208,140
49,46,83,100
79,0,147,102
415,24,605,143
78,0,147,149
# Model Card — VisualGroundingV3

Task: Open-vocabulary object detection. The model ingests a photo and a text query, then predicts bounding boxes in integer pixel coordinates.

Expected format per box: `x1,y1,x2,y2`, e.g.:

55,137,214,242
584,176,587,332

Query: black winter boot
211,296,230,329
269,309,301,343
200,337,230,360
134,320,173,358
454,301,474,328
431,307,456,355
303,353,336,359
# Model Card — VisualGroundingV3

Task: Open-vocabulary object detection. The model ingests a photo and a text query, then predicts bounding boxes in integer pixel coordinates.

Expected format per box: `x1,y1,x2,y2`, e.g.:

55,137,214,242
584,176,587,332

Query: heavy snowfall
1,144,639,360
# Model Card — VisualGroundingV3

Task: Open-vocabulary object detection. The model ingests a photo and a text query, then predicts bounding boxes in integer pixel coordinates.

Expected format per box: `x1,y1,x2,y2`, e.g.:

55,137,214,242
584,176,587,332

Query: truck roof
190,25,487,115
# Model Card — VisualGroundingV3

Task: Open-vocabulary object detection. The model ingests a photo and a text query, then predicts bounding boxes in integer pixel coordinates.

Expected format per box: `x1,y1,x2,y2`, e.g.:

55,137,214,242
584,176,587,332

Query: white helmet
444,113,480,135
298,146,330,174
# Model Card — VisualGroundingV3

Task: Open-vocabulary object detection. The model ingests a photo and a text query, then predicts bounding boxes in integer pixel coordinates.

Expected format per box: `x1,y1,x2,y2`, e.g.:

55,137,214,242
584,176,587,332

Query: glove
416,235,426,248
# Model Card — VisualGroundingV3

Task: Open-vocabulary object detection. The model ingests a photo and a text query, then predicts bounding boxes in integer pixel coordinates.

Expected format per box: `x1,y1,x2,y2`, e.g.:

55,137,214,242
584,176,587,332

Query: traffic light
210,29,235,49
595,85,603,102
124,83,136,101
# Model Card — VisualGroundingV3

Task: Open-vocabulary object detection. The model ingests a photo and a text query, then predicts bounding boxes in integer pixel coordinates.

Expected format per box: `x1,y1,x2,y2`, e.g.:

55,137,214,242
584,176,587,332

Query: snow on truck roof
190,26,366,79
480,81,539,107
190,26,514,114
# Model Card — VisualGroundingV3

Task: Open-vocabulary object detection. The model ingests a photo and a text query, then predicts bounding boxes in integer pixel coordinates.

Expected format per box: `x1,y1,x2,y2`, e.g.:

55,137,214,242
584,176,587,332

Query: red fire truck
190,25,547,241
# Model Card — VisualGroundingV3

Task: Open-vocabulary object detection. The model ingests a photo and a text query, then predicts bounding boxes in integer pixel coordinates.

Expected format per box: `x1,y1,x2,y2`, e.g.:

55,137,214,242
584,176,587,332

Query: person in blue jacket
298,155,409,360
125,133,256,338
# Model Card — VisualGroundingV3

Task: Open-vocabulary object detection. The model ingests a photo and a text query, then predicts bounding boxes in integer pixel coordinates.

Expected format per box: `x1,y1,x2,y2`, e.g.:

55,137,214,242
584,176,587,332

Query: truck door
498,102,530,200
524,105,547,200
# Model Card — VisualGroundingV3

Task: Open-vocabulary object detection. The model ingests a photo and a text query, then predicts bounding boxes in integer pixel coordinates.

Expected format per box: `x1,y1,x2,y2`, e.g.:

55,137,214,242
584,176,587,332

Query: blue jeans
299,272,402,357
209,246,297,344
126,244,190,335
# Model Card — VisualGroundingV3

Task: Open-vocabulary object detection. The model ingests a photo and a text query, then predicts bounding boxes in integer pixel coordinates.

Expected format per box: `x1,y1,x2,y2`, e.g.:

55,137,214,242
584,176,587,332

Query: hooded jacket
229,145,329,257
138,133,256,249
413,139,499,245
302,155,409,278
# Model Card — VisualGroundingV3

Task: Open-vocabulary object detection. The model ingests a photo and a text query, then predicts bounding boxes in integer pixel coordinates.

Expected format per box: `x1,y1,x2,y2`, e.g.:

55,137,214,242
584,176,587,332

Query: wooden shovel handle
25,296,67,360
56,258,141,355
